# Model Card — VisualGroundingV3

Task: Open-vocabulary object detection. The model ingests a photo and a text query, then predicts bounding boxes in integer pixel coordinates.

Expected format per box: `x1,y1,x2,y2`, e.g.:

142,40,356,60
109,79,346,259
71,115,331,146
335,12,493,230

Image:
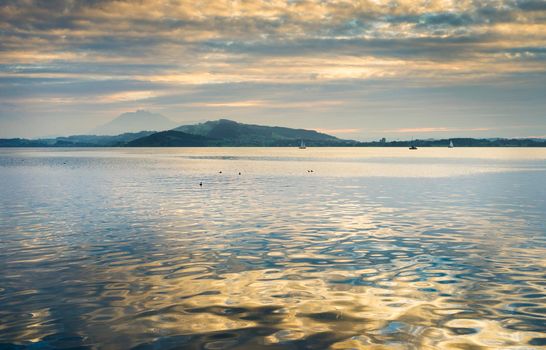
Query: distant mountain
2,118,546,147
0,138,50,147
93,110,177,135
0,131,154,147
126,130,212,147
171,119,346,146
54,131,156,146
0,119,351,147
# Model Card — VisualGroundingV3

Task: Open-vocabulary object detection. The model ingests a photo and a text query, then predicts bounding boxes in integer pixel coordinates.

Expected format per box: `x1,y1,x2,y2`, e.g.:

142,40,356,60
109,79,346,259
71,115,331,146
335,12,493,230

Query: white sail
449,140,454,148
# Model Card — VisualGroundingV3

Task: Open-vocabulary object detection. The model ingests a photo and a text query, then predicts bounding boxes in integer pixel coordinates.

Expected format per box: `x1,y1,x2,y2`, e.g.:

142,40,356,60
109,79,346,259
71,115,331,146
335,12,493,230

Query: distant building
379,137,386,143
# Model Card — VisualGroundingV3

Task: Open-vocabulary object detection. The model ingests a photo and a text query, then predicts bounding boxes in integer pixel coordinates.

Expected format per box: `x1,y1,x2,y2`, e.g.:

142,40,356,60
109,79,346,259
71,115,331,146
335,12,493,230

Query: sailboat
299,140,306,149
409,138,417,150
448,140,454,148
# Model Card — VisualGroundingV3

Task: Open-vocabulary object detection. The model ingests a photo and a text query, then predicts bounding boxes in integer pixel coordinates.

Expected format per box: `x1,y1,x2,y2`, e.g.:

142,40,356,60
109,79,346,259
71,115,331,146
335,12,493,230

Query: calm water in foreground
0,148,545,350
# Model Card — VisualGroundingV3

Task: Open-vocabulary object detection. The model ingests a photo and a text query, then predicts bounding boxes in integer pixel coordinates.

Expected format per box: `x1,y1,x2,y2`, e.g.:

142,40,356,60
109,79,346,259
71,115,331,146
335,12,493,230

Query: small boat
299,140,306,149
448,140,454,148
409,138,417,150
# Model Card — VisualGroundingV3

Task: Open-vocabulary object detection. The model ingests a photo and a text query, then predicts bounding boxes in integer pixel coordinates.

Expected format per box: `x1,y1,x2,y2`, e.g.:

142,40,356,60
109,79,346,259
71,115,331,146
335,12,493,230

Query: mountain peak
92,110,177,135
171,119,341,145
216,118,238,123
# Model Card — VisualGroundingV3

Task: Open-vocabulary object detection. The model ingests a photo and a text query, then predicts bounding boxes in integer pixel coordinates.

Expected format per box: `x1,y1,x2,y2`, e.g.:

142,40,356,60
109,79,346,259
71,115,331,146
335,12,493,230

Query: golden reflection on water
0,148,545,349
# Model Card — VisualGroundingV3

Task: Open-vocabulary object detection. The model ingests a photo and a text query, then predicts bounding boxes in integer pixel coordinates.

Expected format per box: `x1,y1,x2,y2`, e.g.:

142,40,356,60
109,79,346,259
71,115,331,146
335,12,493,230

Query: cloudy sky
1,0,545,140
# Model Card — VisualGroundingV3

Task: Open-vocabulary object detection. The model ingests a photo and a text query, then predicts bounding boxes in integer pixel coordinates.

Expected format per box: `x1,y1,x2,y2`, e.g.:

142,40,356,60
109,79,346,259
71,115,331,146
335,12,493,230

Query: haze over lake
1,148,545,349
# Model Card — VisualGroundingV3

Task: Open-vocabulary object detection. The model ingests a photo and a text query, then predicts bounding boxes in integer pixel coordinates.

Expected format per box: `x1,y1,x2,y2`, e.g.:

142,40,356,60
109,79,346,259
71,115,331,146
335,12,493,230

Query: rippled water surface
1,147,545,349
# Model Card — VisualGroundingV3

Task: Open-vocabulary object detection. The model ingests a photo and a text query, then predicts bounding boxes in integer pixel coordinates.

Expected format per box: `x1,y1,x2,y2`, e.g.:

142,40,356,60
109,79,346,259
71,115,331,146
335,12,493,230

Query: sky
1,0,545,140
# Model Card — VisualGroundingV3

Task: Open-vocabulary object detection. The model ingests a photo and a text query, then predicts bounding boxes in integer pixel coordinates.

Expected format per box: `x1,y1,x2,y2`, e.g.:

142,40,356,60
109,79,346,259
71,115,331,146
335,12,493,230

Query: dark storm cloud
2,0,544,76
0,0,543,62
0,76,170,98
385,12,475,26
0,62,173,75
420,12,474,26
200,34,498,61
516,0,546,11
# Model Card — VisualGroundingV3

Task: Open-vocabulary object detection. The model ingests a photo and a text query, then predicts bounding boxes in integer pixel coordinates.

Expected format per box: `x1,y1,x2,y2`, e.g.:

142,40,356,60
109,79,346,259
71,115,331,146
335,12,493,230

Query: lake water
0,148,545,349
